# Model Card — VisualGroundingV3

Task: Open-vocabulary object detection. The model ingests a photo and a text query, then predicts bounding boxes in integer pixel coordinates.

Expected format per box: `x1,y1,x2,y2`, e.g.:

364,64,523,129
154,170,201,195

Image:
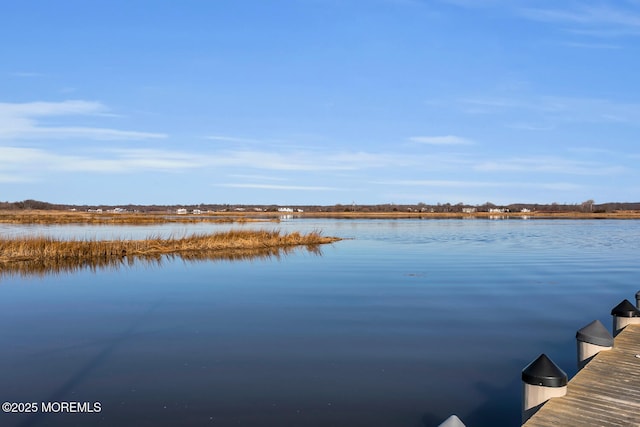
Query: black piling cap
522,354,568,387
611,299,640,318
576,320,614,347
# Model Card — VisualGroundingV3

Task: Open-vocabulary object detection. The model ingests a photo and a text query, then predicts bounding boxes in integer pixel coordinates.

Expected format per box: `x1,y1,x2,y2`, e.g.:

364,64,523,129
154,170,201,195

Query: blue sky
1,0,639,206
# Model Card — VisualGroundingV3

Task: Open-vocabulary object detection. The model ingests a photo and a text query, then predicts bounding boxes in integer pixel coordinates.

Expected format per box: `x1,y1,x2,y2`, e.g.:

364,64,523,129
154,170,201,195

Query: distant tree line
2,199,640,213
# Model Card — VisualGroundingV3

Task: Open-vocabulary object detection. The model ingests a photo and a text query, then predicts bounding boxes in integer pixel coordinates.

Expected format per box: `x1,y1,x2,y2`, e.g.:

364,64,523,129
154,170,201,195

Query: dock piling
521,353,567,424
610,299,640,337
437,415,465,427
576,319,613,370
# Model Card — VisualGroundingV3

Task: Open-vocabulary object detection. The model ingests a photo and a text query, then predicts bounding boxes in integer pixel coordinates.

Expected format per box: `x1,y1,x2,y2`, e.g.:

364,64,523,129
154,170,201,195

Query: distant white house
489,208,510,213
278,207,294,212
521,208,531,213
462,207,477,214
192,209,202,214
176,208,187,214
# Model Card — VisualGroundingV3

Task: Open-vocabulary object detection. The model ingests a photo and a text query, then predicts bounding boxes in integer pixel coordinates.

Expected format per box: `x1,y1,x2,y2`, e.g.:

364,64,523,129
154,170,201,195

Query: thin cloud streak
506,123,555,131
520,4,640,37
205,135,264,144
4,143,625,181
0,100,167,141
562,41,622,49
409,135,474,145
521,5,640,27
461,95,640,124
1,127,167,140
374,179,584,191
0,173,33,183
228,174,287,181
9,71,44,78
0,147,204,174
206,150,428,171
216,183,342,191
0,146,438,177
0,100,104,116
473,156,626,175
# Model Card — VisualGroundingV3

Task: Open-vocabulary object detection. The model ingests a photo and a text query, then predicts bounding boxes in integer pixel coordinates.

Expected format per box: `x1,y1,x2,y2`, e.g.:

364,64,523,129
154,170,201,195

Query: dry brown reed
0,230,340,278
0,210,278,225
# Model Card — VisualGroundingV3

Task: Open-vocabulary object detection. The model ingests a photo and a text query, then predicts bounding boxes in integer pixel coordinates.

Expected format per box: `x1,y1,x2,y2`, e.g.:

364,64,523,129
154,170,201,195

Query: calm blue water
1,219,639,427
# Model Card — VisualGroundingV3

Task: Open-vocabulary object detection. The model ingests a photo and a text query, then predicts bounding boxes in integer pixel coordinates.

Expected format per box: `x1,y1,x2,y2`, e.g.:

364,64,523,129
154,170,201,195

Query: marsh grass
0,210,278,225
0,230,340,277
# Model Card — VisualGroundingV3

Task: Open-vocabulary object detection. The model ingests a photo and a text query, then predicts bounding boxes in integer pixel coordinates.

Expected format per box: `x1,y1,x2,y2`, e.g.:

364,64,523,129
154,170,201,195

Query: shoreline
2,209,640,224
275,210,640,219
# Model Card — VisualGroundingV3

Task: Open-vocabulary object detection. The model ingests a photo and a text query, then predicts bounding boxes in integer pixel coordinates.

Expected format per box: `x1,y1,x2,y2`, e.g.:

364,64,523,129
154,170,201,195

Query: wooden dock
523,324,640,426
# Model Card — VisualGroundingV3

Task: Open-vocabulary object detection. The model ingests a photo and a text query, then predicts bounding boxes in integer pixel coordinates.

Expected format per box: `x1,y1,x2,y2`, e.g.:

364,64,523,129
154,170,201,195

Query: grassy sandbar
0,230,341,277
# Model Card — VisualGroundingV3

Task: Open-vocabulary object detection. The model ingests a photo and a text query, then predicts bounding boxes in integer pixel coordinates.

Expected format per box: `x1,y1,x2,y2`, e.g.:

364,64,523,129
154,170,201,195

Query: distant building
462,207,477,214
192,209,202,214
278,208,294,212
176,208,187,214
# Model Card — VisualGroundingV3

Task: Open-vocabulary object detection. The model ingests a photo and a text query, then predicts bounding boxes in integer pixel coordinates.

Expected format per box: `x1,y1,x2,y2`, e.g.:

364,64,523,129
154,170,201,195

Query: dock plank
523,324,640,427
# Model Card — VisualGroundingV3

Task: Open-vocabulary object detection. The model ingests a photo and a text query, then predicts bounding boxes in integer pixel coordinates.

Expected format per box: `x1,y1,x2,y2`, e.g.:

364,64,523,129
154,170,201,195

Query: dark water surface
1,219,639,426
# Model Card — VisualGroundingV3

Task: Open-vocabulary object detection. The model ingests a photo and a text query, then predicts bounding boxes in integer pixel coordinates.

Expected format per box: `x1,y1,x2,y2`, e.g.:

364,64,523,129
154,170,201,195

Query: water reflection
0,245,324,279
2,219,639,427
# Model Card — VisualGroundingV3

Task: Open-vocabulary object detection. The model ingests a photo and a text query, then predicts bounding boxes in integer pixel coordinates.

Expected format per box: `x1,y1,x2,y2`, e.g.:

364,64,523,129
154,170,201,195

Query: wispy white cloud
506,122,555,131
0,100,104,116
522,5,640,27
566,146,621,156
0,100,167,140
1,127,166,140
374,179,585,191
520,4,640,37
461,95,640,124
0,173,33,183
0,145,413,177
473,156,626,175
216,183,342,191
409,135,474,145
204,149,423,171
9,71,44,78
227,174,287,181
561,41,622,49
0,146,202,175
205,135,263,144
460,97,528,114
541,182,584,191
375,179,492,188
437,0,504,8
